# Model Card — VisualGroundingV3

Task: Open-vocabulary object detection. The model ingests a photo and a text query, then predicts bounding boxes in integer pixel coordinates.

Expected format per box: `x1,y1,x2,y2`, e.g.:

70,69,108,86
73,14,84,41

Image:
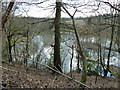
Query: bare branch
97,0,120,12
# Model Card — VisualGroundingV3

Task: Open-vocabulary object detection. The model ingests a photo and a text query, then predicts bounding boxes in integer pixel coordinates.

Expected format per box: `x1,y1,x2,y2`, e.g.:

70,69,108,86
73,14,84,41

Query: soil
1,61,119,89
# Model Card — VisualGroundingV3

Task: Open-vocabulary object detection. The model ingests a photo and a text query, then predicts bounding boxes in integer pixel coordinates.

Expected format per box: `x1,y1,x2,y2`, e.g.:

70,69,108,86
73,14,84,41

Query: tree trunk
118,27,120,54
70,45,74,74
95,46,100,83
118,6,120,54
36,57,39,69
105,25,114,76
25,30,29,67
77,52,81,73
99,42,106,76
62,6,87,84
7,36,12,62
54,0,62,72
13,37,17,62
36,53,40,69
72,18,87,84
1,1,14,63
2,2,14,29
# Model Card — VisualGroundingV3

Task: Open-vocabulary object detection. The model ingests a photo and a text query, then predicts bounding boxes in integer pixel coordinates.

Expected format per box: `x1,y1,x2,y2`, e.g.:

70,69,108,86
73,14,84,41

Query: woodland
0,0,120,89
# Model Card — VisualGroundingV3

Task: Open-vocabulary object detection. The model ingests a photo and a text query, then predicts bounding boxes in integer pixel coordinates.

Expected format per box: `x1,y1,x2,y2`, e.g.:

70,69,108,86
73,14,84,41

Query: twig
3,54,92,89
41,64,91,89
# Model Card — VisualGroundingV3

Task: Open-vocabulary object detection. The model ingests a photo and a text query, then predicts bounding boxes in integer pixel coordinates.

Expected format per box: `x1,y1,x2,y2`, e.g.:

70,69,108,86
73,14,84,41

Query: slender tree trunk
70,45,74,74
13,37,17,62
105,25,114,76
118,26,120,54
7,36,12,62
118,6,120,54
99,43,102,74
99,42,105,76
25,30,29,67
32,53,34,67
36,57,39,69
54,0,62,72
36,54,40,69
62,6,87,84
95,45,100,83
102,48,105,65
77,52,81,73
72,18,87,84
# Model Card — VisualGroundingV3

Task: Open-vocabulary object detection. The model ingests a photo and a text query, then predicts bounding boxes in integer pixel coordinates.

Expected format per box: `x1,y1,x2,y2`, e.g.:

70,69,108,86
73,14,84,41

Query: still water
14,30,119,77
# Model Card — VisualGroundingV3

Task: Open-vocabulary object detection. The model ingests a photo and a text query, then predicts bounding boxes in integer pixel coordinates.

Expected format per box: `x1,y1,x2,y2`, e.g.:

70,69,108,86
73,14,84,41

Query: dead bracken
2,62,119,88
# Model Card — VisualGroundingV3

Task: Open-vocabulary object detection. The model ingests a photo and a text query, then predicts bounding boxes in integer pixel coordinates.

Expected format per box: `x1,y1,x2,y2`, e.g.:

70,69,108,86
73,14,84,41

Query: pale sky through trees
3,0,120,18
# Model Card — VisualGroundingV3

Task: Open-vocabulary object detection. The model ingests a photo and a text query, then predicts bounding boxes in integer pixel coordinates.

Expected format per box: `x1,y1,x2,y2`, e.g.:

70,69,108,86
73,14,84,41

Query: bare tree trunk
95,45,100,83
54,0,62,72
1,1,14,63
36,53,40,69
24,29,29,67
99,42,106,76
2,1,14,29
13,37,17,62
62,6,87,84
72,17,87,84
77,52,81,73
100,45,102,75
70,45,74,74
118,24,120,54
118,5,120,54
36,56,39,69
7,36,12,62
105,25,114,76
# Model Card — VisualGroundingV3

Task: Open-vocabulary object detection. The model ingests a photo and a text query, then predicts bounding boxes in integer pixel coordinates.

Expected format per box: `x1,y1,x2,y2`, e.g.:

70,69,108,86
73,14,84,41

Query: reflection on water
14,31,119,77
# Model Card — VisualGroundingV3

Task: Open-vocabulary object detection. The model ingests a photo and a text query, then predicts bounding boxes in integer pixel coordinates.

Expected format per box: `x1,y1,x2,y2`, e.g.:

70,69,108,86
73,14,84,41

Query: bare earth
1,62,119,89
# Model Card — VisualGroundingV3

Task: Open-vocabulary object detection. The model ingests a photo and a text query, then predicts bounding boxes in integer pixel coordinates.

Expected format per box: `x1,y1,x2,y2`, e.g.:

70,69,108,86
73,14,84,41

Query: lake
14,30,119,77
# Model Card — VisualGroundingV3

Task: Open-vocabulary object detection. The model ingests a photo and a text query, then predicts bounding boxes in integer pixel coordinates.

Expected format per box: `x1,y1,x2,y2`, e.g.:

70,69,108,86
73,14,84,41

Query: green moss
110,65,120,78
61,29,75,32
